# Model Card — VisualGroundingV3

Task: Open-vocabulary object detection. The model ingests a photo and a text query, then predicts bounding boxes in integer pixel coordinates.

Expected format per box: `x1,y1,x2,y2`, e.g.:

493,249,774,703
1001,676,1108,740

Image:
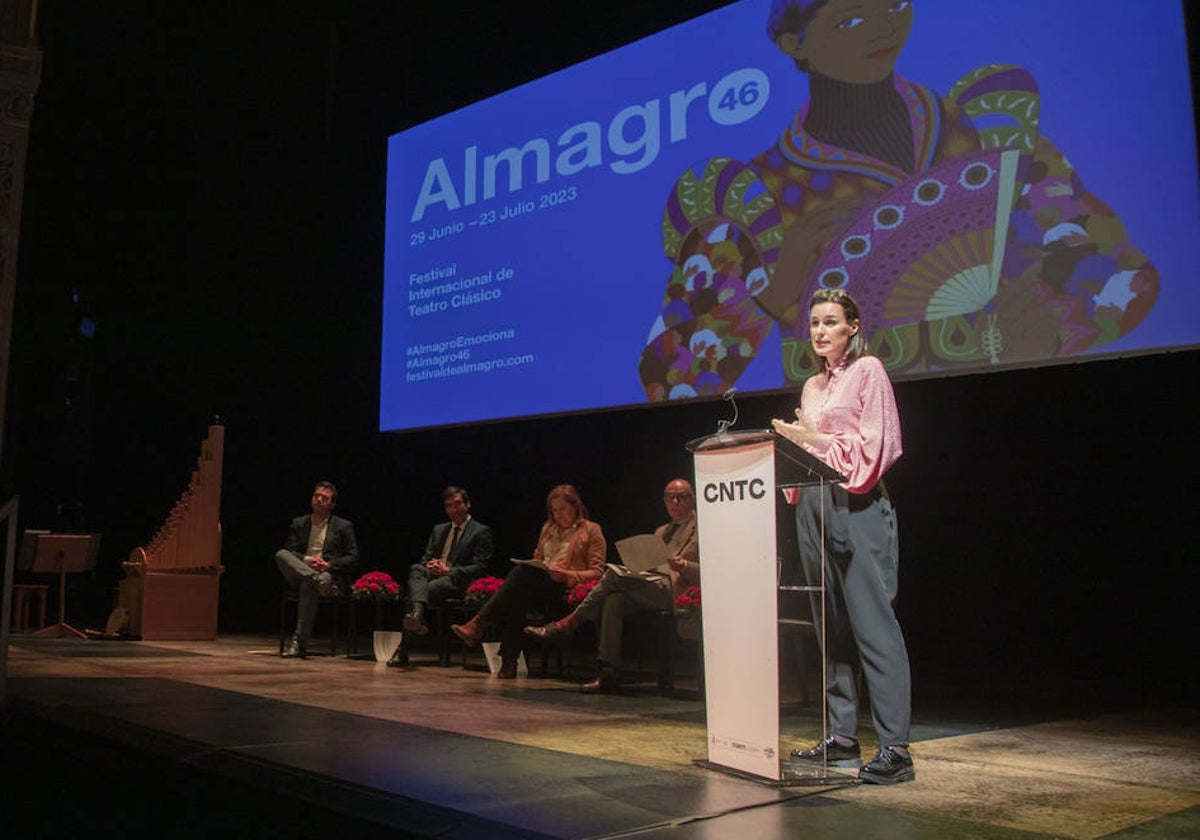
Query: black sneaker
859,746,915,785
787,736,862,767
280,637,307,658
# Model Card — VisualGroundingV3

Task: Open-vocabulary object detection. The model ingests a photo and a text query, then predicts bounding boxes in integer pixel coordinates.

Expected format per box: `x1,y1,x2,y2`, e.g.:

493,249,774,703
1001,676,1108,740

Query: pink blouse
799,355,902,495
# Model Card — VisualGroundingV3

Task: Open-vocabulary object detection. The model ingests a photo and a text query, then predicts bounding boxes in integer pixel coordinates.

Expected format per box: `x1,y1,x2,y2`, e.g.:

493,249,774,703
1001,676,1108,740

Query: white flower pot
481,641,528,676
373,630,404,662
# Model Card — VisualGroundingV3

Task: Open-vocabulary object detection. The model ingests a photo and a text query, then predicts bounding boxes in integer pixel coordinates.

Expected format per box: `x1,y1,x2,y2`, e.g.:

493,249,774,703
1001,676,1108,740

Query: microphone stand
715,388,738,439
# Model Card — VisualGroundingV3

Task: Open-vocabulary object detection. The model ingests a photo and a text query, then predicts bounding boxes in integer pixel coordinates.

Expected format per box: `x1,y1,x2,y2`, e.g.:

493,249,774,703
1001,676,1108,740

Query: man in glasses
524,478,698,693
275,481,359,658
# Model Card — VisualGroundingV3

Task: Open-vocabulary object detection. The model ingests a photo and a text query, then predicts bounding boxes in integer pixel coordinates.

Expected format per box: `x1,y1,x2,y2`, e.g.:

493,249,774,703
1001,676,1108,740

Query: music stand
24,533,99,639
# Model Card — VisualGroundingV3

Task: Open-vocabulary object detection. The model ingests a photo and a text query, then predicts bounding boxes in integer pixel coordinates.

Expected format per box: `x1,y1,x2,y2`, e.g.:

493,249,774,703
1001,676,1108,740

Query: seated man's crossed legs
405,563,465,634
276,550,337,657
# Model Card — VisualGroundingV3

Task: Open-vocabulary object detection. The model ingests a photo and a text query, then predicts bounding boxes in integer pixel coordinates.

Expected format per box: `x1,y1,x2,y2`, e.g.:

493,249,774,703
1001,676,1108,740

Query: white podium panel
694,438,779,780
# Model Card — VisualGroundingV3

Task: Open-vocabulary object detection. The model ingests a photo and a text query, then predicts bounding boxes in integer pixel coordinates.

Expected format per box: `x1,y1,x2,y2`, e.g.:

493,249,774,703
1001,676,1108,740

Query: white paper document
510,557,550,570
614,534,671,574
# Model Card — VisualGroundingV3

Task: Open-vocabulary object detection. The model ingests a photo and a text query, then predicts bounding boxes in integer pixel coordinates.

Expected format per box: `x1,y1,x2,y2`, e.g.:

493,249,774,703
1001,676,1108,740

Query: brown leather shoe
523,623,561,642
451,617,481,647
581,667,617,694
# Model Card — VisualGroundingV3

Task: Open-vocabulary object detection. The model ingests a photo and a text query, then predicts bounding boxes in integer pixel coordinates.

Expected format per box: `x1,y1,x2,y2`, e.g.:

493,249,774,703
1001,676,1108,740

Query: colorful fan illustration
795,148,1019,345
640,158,783,400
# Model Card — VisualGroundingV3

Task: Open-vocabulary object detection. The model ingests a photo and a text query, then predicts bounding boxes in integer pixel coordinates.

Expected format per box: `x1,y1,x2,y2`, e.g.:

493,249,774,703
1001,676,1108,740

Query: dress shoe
787,736,862,768
523,623,562,642
496,659,518,679
859,746,915,785
451,617,481,647
315,575,338,597
280,637,306,658
403,612,429,635
581,667,618,694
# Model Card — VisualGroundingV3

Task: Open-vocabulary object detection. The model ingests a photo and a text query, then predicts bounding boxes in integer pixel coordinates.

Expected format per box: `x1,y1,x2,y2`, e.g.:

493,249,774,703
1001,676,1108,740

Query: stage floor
3,633,1197,839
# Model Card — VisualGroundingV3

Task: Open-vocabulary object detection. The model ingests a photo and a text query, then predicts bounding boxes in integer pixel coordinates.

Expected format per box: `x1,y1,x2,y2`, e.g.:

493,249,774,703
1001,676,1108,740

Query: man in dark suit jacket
403,486,493,635
275,481,359,657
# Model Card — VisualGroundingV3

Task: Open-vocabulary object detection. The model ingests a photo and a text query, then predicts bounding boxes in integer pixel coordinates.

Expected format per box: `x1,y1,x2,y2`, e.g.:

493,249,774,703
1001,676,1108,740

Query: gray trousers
795,483,910,747
275,549,332,643
571,565,671,667
407,563,462,612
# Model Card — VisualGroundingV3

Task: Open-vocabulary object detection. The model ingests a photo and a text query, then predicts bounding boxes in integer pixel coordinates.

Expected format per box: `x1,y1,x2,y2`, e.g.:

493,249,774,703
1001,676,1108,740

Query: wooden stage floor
2,633,1197,839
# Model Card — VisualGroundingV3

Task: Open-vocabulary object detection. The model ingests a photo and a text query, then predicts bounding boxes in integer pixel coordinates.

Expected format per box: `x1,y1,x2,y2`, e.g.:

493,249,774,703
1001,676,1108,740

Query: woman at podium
773,288,913,785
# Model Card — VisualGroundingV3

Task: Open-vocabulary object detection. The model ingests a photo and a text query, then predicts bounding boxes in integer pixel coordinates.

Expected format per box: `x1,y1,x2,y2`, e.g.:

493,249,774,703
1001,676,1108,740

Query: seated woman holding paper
524,478,698,693
451,484,605,678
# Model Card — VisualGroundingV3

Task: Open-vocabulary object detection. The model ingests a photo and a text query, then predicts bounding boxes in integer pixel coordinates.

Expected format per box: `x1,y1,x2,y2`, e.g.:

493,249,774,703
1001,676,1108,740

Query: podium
20,531,101,639
687,429,845,784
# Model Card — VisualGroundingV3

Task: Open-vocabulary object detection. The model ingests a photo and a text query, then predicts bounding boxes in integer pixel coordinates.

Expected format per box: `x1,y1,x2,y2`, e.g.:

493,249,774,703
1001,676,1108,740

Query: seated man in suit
275,481,359,658
402,486,494,635
524,478,699,693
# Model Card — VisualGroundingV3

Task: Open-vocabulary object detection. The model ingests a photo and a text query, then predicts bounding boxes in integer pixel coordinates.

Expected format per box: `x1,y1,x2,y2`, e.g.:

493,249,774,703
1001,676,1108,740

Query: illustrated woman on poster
639,0,1158,400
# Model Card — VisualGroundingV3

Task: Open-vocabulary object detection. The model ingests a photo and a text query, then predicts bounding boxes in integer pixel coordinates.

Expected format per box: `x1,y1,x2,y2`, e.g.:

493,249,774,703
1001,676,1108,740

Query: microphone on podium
716,388,739,438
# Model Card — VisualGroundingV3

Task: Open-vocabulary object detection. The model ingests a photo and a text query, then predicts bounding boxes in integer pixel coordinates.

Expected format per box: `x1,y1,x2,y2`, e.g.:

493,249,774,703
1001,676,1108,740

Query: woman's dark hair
767,0,831,73
810,288,868,366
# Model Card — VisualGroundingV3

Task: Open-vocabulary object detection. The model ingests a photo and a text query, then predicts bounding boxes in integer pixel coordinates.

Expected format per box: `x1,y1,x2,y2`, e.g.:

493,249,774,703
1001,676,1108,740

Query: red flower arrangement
567,579,598,607
464,575,504,606
674,585,701,618
351,570,400,601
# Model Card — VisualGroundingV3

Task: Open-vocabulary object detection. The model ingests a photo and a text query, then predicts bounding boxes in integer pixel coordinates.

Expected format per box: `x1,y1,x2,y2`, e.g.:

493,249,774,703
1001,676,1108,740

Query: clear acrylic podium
687,428,850,785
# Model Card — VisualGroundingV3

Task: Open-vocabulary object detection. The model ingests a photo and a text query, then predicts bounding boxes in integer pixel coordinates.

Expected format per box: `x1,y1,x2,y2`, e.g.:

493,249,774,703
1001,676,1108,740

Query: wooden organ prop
115,423,225,639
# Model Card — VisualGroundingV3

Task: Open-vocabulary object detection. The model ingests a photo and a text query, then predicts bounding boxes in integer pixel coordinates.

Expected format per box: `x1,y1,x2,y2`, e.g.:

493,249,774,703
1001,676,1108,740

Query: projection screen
381,0,1198,432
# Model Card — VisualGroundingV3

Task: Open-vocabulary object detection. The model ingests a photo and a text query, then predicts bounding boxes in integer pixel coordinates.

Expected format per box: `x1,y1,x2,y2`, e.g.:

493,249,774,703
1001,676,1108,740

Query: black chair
438,595,568,675
389,597,475,667
426,598,475,666
522,595,569,677
278,587,353,656
525,600,687,686
625,608,685,691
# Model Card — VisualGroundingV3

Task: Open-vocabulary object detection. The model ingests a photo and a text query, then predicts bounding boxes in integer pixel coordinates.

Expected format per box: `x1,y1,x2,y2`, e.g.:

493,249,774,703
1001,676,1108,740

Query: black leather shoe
581,667,618,694
523,623,561,642
280,637,306,658
859,746,915,785
496,659,518,679
787,736,862,767
402,612,429,635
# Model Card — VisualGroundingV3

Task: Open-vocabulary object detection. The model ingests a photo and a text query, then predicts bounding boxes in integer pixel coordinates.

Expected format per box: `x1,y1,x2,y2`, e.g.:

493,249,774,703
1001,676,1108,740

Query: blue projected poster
381,0,1199,432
